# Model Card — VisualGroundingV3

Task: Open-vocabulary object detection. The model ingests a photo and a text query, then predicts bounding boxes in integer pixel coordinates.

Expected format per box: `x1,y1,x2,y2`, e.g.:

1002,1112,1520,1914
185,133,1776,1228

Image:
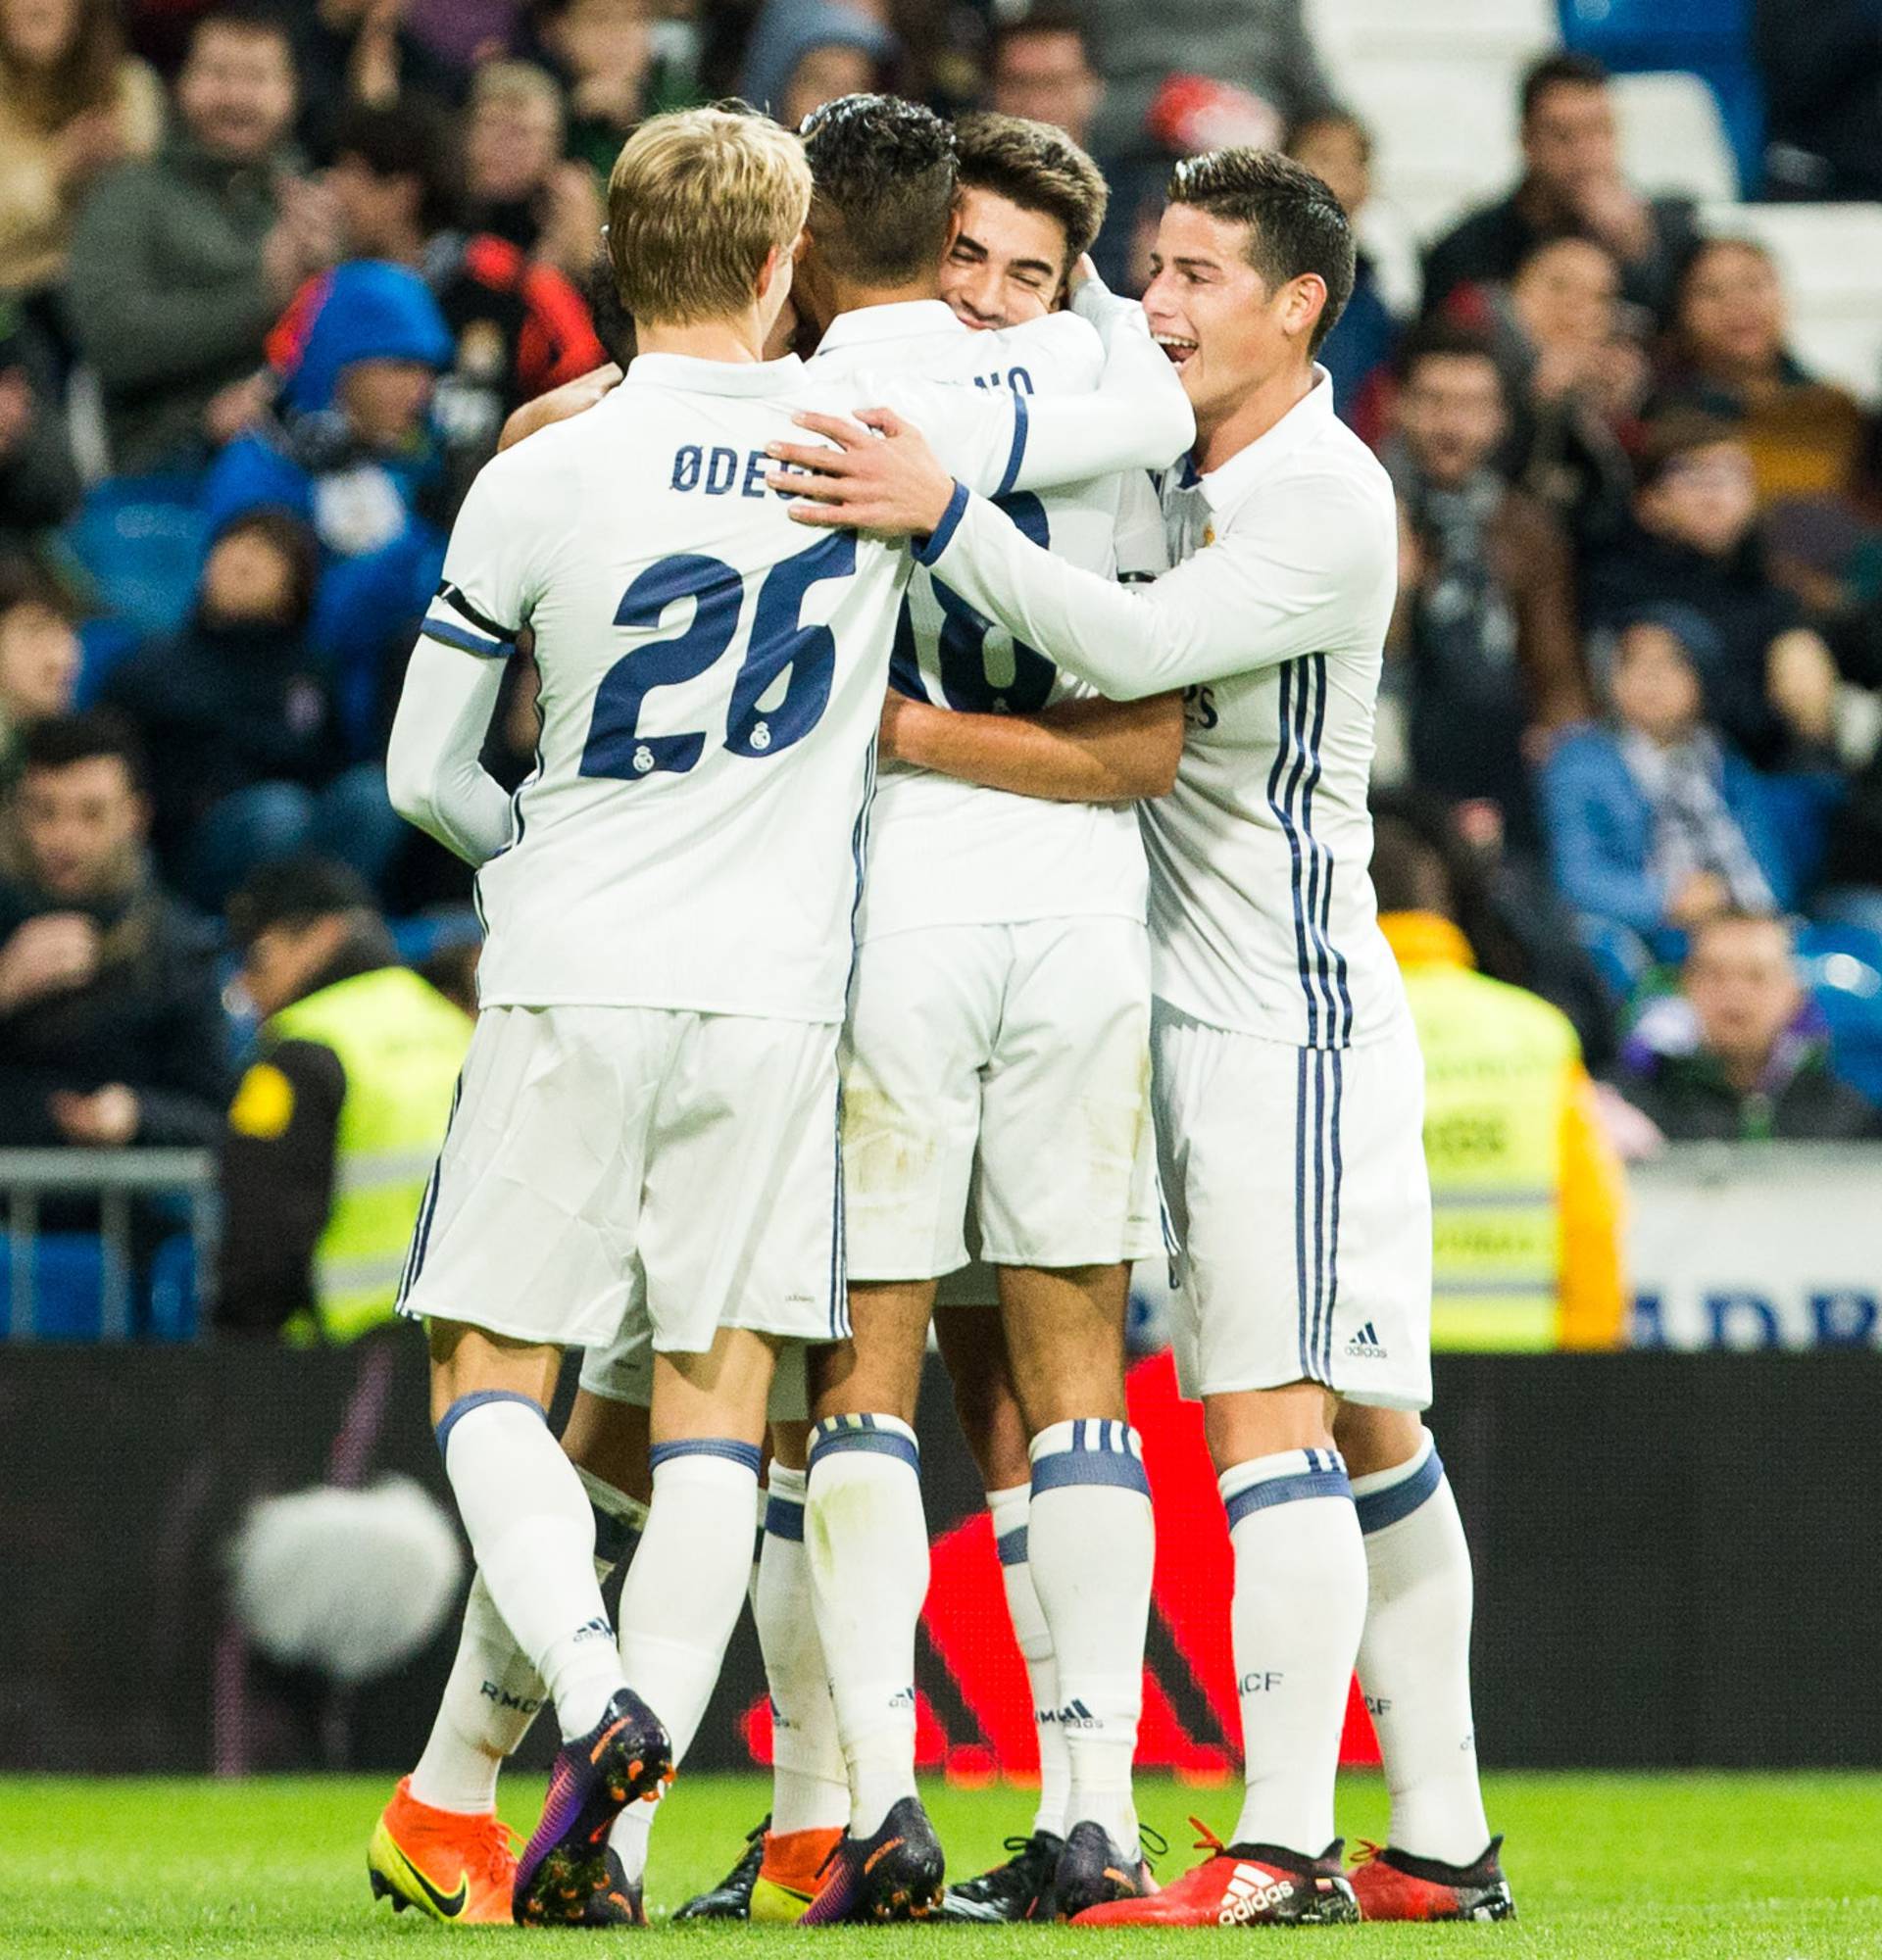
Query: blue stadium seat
66,473,210,642
1797,922,1882,1106
146,1235,200,1343
0,1233,106,1340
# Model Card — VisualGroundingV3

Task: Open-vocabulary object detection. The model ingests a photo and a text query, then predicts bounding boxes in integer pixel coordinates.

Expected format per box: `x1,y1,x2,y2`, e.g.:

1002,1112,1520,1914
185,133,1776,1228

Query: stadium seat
1796,922,1882,1106
146,1235,200,1343
1696,202,1882,402
1611,71,1741,201
1338,52,1523,235
66,473,210,641
0,1233,107,1341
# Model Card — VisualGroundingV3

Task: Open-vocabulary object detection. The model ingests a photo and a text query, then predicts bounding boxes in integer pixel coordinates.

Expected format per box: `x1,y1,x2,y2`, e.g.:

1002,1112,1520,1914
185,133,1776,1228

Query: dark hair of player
331,100,464,237
1165,146,1356,354
800,93,959,287
1394,319,1505,396
20,708,148,794
953,110,1108,276
1518,50,1609,125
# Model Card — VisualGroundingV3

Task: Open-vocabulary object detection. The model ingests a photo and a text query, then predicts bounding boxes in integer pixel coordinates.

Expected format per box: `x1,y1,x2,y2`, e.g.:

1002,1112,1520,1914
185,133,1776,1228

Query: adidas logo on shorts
1345,1320,1388,1360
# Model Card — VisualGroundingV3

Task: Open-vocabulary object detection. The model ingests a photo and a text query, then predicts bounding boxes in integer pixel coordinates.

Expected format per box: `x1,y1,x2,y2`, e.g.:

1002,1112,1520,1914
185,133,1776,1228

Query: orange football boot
368,1776,519,1926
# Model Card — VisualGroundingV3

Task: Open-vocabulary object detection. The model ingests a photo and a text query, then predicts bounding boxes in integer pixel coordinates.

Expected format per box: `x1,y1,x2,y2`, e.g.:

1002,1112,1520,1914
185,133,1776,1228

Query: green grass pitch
2,1772,1877,1957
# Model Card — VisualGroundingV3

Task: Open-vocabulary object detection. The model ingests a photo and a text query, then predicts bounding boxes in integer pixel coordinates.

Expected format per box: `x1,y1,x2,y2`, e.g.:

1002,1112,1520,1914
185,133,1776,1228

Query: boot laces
1137,1824,1169,1872
1187,1816,1227,1858
470,1814,520,1888
1351,1839,1386,1868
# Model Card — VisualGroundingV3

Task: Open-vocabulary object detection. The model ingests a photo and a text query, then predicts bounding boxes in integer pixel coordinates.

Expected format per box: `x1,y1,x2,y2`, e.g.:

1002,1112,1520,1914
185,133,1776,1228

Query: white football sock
1220,1447,1367,1856
988,1484,1069,1840
1026,1421,1154,1852
756,1466,849,1837
806,1414,927,1837
410,1469,646,1813
1353,1433,1491,1865
437,1393,623,1740
608,1440,763,1883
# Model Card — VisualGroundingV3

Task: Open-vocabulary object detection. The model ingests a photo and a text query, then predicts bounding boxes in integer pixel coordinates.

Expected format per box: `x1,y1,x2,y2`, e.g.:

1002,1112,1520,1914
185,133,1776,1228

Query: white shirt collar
812,300,964,358
1185,365,1337,509
619,351,804,395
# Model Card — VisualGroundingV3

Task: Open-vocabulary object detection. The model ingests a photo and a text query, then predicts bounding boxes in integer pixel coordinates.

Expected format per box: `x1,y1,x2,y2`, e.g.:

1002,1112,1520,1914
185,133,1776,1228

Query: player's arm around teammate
774,149,1512,1929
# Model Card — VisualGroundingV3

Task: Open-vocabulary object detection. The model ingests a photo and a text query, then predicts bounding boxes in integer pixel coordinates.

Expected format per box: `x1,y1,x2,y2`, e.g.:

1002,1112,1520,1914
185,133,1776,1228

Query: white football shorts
1154,1001,1433,1410
399,1004,846,1355
842,916,1163,1281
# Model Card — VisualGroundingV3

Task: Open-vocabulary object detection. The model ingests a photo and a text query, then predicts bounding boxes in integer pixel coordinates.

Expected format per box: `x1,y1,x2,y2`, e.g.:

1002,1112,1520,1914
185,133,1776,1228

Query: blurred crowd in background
2,0,1882,1343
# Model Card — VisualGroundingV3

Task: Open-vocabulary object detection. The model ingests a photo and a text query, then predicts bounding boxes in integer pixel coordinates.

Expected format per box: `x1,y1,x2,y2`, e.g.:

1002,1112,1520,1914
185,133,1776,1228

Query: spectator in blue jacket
200,259,453,757
1541,606,1794,988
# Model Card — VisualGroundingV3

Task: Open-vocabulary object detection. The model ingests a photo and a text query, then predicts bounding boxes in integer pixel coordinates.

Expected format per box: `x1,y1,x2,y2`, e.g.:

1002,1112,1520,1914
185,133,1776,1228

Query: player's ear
1282,271,1327,346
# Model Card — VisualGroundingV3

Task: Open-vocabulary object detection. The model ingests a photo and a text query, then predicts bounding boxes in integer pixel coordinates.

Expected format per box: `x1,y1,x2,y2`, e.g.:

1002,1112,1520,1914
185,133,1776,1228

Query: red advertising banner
742,1350,1380,1783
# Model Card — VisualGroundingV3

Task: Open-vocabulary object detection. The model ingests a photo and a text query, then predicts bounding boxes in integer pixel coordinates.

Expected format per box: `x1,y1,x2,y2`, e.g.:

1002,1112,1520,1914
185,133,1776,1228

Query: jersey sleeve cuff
912,480,970,566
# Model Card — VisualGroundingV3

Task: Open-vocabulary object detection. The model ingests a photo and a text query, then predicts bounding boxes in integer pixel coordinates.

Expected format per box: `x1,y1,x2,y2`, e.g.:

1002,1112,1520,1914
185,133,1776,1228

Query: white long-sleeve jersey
386,325,1192,1022
915,368,1410,1048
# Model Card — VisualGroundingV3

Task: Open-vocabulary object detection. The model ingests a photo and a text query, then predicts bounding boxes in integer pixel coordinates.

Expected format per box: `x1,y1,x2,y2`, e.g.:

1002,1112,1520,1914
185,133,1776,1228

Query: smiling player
768,146,1513,1928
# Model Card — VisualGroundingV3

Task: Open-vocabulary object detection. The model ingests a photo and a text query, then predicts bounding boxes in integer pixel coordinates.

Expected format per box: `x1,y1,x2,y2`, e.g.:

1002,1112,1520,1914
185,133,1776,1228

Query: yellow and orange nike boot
751,1825,847,1923
368,1777,520,1926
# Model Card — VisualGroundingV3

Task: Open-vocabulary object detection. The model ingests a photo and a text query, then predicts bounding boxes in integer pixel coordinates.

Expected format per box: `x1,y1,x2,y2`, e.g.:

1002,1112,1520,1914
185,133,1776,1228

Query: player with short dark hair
768,141,1512,1927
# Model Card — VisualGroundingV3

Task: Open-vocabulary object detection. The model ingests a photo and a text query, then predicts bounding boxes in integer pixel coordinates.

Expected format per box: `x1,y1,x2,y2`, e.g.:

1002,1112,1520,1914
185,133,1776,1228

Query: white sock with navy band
1026,1420,1154,1852
806,1414,928,1837
1219,1447,1368,1856
436,1391,625,1741
410,1473,648,1815
757,1466,850,1837
987,1484,1069,1841
1352,1432,1492,1866
609,1439,764,1883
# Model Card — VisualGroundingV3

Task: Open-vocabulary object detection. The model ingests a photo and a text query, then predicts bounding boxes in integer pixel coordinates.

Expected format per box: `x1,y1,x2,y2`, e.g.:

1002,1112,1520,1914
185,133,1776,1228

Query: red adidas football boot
1072,1819,1358,1927
1348,1837,1515,1921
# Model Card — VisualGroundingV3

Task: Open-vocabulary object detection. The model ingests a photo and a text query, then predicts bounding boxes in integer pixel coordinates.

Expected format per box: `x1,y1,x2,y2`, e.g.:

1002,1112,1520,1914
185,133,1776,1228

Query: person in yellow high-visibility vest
215,858,470,1342
1370,817,1627,1350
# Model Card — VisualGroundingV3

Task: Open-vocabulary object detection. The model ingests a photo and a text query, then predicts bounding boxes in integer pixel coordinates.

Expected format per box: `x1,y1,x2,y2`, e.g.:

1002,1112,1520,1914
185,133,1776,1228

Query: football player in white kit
769,146,1513,1928
371,104,1194,1931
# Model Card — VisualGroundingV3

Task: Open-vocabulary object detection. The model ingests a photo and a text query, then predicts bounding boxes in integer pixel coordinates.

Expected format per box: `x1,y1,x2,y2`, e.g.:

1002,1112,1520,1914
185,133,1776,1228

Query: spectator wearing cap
1656,236,1867,514
323,101,604,482
0,556,78,793
0,710,229,1153
0,0,164,323
204,258,453,759
1423,53,1699,327
218,857,470,1342
1540,610,1794,980
1613,911,1882,1142
100,508,408,907
461,58,602,283
1385,323,1591,849
738,0,896,129
292,0,466,169
1585,414,1841,771
1372,814,1627,1350
65,4,340,473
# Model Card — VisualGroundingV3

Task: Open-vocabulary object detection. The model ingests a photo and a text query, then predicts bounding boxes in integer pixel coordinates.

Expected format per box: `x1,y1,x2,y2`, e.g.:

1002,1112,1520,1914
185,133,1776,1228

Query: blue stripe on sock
433,1389,545,1458
649,1437,763,1476
995,1525,1028,1567
1031,1440,1152,1499
1356,1446,1445,1536
810,1417,919,1474
765,1494,806,1542
1223,1464,1353,1530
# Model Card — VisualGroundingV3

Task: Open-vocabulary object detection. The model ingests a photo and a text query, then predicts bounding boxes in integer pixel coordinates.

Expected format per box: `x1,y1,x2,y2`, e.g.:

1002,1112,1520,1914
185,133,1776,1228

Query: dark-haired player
772,146,1513,1928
